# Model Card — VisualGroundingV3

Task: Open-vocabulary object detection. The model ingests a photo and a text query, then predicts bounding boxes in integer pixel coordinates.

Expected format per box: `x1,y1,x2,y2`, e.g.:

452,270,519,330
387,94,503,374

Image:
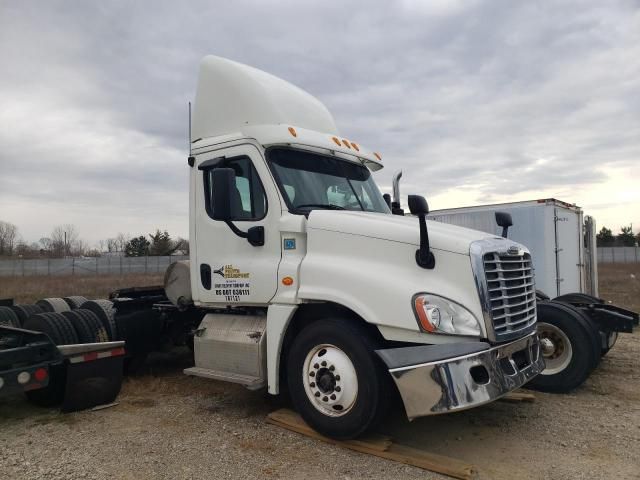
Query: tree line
0,220,188,259
596,225,638,247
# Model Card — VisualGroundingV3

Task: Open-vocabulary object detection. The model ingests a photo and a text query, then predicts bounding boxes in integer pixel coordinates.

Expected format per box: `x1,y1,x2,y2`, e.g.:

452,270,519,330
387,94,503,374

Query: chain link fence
597,247,640,263
0,255,189,277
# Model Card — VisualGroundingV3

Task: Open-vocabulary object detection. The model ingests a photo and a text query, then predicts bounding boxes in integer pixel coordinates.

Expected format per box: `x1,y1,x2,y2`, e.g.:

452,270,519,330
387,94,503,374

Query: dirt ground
1,264,638,479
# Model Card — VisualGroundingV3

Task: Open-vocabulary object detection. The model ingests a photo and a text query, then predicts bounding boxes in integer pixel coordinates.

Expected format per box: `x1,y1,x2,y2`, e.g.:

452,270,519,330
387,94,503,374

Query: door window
203,156,267,221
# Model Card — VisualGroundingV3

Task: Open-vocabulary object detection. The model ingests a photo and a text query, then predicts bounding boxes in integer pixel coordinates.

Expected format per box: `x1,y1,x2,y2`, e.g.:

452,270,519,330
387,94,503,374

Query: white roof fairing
192,56,339,141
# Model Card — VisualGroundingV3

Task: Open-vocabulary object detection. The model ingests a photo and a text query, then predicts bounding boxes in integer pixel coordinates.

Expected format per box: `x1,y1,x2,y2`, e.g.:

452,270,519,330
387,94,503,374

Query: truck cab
173,56,544,439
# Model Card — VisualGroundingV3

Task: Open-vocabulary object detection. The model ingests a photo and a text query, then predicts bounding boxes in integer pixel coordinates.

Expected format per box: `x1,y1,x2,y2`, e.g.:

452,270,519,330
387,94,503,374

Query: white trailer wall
428,201,586,298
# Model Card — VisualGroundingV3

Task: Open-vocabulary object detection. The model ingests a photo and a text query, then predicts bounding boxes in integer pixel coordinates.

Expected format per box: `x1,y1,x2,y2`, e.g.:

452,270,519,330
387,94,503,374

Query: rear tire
36,298,71,313
82,300,118,340
0,306,21,327
528,301,600,393
62,309,109,343
62,296,88,310
23,312,79,345
286,318,390,440
9,304,43,327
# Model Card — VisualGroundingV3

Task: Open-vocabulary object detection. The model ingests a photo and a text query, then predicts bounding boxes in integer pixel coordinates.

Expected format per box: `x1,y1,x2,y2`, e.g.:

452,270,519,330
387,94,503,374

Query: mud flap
61,347,125,413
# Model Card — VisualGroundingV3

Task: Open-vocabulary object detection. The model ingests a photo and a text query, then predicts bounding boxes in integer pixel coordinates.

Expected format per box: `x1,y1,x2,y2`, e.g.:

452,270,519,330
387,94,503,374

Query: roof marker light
373,152,382,161
350,142,360,151
341,139,351,149
332,137,342,146
288,127,297,137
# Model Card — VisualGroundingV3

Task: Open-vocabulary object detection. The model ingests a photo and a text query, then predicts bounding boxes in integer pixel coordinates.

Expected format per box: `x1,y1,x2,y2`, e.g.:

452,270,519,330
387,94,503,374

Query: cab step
183,366,264,390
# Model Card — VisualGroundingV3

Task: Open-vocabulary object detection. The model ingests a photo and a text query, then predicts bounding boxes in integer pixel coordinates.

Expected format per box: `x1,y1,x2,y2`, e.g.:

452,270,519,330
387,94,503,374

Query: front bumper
376,331,544,420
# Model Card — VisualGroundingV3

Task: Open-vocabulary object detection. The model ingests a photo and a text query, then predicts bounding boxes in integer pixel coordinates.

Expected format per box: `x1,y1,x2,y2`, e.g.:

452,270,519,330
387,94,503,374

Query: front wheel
287,318,390,440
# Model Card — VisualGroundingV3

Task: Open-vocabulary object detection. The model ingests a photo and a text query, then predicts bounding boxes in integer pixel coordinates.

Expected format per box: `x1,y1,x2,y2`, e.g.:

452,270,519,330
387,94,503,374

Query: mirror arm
415,214,435,269
501,226,509,238
224,221,264,247
225,221,247,239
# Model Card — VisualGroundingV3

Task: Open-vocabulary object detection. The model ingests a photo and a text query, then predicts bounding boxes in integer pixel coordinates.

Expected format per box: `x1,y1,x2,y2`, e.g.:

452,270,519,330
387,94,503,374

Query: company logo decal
213,265,250,279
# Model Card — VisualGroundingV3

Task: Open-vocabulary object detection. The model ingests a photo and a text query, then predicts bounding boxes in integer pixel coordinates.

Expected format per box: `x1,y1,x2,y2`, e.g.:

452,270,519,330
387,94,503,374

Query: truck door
553,207,582,296
194,144,281,305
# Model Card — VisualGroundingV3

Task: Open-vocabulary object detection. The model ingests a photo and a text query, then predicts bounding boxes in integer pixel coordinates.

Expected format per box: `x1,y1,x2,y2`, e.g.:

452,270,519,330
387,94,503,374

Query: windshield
267,148,390,214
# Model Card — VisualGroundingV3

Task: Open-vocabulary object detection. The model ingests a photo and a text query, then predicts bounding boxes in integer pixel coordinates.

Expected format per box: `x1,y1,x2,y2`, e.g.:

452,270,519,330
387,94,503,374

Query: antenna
188,101,192,156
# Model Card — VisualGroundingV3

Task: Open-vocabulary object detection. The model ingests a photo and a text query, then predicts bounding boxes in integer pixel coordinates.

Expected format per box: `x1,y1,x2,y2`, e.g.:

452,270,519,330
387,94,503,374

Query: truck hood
306,211,499,255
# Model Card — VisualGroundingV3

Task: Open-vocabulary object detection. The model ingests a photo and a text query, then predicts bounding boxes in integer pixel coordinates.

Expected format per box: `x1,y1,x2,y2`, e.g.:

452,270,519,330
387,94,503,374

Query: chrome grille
470,239,538,342
483,252,536,340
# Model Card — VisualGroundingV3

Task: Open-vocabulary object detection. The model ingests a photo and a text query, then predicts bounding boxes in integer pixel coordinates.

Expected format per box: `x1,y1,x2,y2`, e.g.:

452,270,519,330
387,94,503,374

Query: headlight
412,293,482,336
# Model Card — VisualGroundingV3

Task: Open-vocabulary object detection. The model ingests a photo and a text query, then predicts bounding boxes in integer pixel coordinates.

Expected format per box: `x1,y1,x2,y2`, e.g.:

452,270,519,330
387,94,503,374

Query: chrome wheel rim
302,344,358,417
537,322,573,375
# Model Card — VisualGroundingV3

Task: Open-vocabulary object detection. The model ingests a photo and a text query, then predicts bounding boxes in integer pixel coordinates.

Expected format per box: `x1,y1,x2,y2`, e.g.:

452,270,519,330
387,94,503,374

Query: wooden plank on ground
499,390,536,403
267,409,476,480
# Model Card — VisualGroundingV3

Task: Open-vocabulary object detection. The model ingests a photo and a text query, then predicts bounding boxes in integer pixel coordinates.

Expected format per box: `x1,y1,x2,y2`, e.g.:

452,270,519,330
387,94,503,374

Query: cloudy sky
1,0,638,245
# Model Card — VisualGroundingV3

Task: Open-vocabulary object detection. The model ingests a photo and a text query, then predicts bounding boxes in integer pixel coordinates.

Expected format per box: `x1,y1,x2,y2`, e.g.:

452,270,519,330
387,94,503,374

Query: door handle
200,264,212,290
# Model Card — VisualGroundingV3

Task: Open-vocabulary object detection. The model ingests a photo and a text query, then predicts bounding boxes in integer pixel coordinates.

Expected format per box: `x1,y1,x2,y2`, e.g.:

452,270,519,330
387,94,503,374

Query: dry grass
597,263,640,312
0,274,164,304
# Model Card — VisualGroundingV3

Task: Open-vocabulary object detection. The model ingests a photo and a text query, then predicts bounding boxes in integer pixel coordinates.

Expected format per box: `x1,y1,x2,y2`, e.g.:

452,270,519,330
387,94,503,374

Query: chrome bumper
376,331,544,420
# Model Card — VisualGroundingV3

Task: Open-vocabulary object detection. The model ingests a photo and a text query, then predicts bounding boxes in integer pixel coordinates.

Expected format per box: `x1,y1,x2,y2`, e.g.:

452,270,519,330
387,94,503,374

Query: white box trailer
427,198,598,299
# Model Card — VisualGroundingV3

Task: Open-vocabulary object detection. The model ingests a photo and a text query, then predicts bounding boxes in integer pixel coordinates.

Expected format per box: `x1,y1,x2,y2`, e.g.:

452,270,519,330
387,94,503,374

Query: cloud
0,0,638,244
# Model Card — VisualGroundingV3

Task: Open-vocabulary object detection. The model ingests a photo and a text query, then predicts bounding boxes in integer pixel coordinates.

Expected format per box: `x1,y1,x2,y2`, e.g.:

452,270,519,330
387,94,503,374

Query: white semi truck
153,56,545,439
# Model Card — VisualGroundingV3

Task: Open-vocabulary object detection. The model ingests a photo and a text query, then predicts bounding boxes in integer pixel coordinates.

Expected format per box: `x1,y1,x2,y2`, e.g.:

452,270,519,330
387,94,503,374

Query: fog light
17,371,31,384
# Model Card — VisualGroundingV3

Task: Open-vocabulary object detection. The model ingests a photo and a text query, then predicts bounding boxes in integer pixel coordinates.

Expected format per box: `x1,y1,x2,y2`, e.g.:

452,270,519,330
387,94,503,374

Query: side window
204,156,267,221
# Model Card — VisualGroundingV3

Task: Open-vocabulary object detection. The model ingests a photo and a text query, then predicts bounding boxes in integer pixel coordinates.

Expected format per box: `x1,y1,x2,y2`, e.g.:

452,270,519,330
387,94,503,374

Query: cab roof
191,56,383,171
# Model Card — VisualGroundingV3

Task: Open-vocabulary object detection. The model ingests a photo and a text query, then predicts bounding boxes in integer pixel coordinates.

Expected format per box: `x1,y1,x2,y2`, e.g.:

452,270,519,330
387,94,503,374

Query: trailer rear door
553,206,583,296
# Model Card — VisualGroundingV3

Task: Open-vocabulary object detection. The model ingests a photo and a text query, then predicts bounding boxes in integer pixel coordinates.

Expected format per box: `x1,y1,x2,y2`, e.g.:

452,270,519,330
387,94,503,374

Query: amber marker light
350,142,360,151
342,139,351,148
332,136,342,146
288,127,297,137
414,296,436,332
373,152,382,161
282,276,294,286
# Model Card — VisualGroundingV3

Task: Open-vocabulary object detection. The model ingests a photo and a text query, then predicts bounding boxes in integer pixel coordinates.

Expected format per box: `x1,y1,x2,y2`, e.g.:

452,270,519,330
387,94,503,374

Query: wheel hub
537,322,573,375
316,368,336,393
303,344,358,417
540,337,555,355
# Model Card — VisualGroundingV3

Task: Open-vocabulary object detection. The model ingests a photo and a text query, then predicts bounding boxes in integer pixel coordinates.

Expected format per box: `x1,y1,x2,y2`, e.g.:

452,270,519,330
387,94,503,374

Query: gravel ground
1,264,638,479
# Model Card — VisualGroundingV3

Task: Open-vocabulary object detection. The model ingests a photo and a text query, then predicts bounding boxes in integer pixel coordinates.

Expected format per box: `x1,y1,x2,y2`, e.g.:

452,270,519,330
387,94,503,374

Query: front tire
287,318,389,440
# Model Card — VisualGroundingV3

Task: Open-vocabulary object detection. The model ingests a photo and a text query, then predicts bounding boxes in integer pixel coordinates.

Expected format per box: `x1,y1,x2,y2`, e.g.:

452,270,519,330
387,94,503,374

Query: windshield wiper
294,203,346,210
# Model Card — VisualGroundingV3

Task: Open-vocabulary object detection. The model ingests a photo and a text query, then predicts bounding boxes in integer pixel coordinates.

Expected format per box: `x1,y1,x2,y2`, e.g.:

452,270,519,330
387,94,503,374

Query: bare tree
39,237,52,253
50,224,79,257
0,221,19,256
115,233,129,253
